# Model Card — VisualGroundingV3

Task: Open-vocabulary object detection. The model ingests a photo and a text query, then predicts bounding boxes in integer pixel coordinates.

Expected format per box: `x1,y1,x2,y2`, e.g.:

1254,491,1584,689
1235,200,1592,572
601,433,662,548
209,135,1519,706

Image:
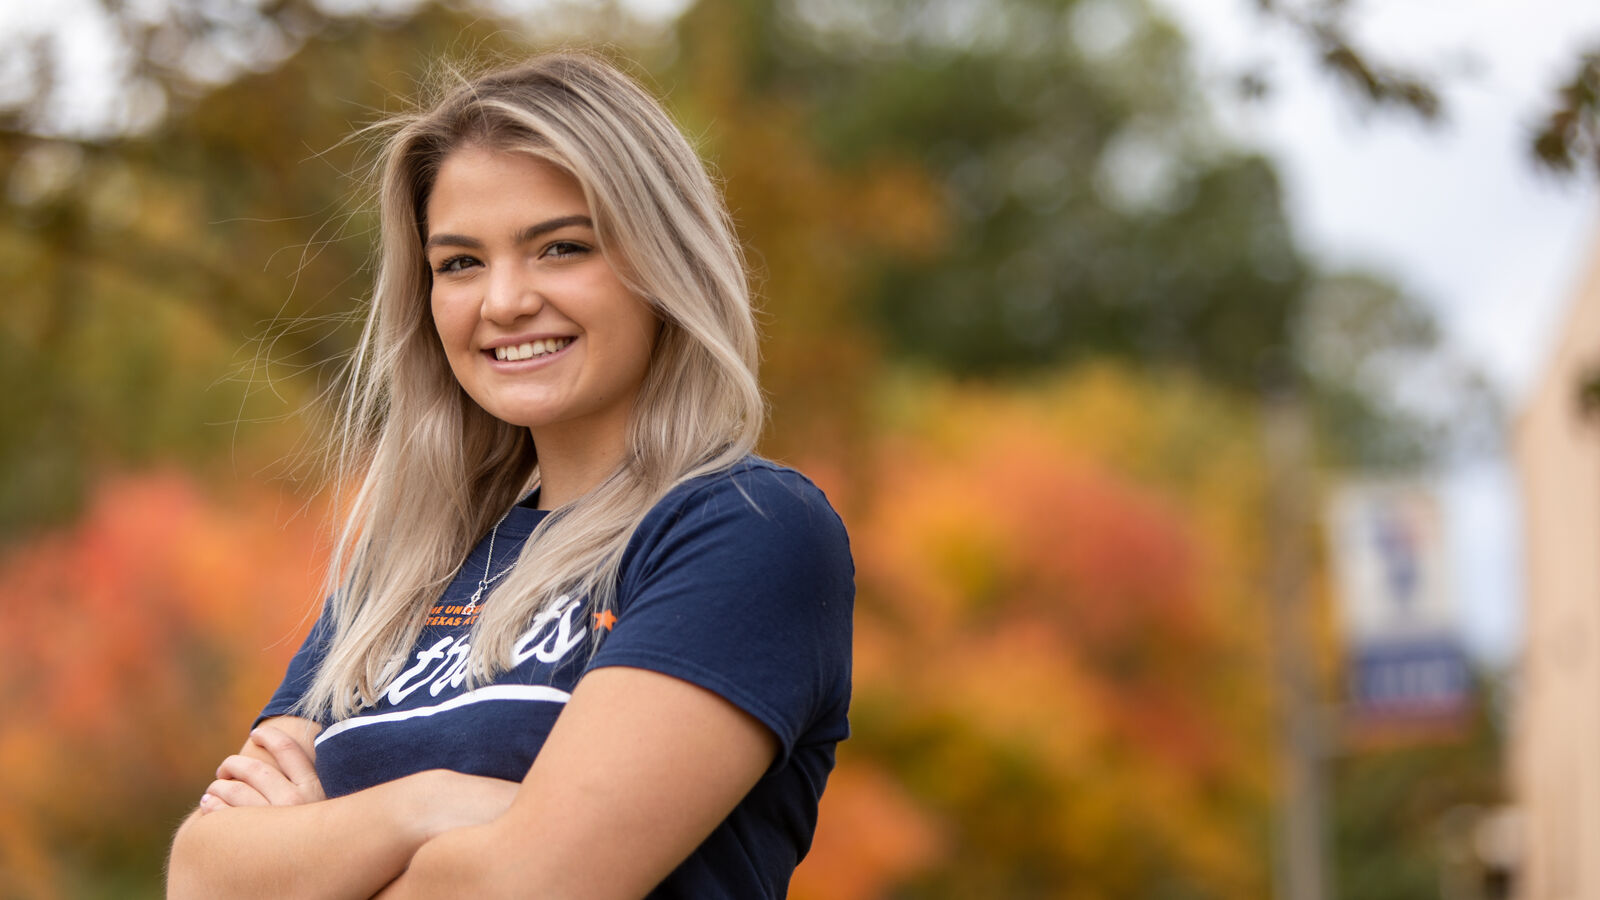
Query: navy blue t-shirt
259,457,854,899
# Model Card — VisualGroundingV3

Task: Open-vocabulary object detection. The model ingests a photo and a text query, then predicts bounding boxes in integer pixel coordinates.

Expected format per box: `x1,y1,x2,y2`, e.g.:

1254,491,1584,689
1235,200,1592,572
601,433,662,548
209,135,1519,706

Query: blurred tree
0,472,324,897
1247,0,1600,179
791,365,1280,898
0,3,527,533
668,0,1485,473
0,0,949,529
1296,271,1504,469
1248,0,1442,122
1329,686,1508,900
653,0,950,460
0,0,1484,526
1532,50,1600,177
685,0,1315,386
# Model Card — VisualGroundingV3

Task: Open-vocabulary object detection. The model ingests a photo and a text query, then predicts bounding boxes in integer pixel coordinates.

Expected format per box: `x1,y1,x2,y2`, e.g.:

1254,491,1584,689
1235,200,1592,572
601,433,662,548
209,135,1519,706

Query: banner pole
1265,385,1331,900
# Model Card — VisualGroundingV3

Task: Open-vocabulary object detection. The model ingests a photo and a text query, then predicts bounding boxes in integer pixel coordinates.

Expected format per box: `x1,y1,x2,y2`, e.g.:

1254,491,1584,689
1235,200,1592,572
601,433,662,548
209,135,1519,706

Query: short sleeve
255,602,335,728
587,464,854,769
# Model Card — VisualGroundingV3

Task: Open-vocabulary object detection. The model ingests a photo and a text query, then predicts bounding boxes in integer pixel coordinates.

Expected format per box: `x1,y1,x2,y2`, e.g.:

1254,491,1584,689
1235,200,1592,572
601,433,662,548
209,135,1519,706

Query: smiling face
424,145,659,456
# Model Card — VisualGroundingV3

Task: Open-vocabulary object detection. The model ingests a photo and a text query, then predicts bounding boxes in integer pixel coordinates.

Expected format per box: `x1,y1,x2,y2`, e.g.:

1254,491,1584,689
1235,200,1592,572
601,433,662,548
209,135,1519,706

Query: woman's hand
200,722,324,814
169,765,515,900
170,707,515,900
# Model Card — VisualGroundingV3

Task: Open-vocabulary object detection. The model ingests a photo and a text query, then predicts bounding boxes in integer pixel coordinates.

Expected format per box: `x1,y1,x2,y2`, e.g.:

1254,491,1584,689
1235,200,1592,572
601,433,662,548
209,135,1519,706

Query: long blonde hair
300,52,763,720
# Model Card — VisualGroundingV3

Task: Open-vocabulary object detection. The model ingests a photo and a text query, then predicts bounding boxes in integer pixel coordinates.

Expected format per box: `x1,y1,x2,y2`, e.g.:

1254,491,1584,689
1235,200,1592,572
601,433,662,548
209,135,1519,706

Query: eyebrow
424,214,594,253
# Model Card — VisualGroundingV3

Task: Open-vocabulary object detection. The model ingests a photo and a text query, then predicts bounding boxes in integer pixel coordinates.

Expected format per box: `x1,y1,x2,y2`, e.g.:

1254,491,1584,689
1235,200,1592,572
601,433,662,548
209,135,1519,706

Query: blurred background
1,0,1597,897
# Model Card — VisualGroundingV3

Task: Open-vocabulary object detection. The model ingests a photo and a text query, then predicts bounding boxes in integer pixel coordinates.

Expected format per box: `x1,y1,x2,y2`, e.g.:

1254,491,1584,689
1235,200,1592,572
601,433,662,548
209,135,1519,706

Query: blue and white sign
1348,637,1470,718
1327,482,1470,724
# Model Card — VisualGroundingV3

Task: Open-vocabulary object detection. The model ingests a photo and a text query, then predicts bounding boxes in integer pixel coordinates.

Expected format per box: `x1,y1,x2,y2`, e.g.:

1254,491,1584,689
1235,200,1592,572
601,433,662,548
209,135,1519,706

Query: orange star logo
592,609,618,632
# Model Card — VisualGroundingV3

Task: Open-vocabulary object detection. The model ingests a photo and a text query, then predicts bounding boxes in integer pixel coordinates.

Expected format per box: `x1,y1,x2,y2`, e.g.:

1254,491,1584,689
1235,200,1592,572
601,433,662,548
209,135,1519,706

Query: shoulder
597,457,855,758
652,456,846,539
624,456,853,577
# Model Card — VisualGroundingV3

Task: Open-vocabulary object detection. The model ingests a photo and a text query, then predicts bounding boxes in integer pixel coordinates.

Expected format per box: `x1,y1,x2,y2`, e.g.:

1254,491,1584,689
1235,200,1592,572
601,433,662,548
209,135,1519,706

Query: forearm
379,669,780,900
371,824,497,900
167,776,430,900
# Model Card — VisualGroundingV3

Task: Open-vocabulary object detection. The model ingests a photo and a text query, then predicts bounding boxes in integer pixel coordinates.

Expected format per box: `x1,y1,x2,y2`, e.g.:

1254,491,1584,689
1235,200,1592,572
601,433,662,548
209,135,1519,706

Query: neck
528,424,630,510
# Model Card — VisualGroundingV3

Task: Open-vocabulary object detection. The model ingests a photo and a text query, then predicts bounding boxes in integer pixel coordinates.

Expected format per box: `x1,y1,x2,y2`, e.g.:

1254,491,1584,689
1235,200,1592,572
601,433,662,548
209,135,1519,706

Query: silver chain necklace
463,521,511,614
461,489,538,615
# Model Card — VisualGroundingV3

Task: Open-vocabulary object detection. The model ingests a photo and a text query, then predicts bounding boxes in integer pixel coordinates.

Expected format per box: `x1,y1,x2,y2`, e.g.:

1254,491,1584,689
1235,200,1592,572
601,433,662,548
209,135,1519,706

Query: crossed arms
166,665,778,899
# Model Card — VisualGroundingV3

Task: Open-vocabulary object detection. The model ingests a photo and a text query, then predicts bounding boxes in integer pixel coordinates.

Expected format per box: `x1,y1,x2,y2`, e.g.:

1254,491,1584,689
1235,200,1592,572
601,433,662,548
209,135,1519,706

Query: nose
480,259,543,325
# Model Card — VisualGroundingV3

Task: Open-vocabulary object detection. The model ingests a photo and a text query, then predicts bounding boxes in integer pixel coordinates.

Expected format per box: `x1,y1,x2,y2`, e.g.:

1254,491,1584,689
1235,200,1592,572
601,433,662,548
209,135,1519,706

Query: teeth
493,337,573,361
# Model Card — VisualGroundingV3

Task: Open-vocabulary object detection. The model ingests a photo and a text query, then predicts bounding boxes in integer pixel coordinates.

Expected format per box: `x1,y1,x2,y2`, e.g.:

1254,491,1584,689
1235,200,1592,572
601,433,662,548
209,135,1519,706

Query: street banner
1326,481,1470,729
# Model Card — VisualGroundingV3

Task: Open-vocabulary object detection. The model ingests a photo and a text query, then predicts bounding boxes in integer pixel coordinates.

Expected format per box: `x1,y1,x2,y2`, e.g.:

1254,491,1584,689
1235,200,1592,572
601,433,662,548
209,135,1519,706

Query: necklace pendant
463,520,502,617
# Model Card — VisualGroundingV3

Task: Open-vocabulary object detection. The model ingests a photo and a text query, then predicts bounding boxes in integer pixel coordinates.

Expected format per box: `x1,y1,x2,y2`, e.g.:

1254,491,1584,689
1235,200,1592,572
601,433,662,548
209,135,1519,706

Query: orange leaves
794,367,1275,896
0,366,1283,897
0,470,325,893
788,758,944,900
852,418,1217,778
855,393,1201,663
0,473,322,734
666,18,949,462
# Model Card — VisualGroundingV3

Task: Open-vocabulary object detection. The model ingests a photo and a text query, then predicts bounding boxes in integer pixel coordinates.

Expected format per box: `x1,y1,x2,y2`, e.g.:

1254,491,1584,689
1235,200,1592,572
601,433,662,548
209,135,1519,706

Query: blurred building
1513,224,1600,899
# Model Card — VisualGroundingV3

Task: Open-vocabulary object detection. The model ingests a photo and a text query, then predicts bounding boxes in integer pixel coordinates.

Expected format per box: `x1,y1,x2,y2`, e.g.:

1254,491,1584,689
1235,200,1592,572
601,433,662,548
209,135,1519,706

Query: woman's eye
434,255,479,274
544,241,589,260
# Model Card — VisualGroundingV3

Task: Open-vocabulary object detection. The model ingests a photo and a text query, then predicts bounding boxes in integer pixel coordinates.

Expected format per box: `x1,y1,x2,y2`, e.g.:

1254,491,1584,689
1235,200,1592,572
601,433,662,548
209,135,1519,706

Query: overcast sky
1154,0,1600,403
1151,0,1600,667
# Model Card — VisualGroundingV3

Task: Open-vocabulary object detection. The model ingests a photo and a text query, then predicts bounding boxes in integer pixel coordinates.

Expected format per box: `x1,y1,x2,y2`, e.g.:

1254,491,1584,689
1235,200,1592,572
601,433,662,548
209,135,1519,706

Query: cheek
620,308,660,375
430,290,472,349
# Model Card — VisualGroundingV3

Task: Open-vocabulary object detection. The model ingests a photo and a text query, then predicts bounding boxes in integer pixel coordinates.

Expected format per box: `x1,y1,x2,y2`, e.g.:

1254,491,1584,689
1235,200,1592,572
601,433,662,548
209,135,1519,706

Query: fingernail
199,793,212,808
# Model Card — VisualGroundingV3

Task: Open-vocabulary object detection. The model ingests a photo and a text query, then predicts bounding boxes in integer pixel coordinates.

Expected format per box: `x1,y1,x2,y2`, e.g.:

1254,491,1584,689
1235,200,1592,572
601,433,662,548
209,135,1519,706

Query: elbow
393,825,517,899
165,812,206,900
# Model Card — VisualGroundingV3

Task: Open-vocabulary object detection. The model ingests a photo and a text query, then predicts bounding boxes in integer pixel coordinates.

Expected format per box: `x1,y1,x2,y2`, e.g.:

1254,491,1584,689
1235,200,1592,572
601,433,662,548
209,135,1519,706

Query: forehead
425,146,589,232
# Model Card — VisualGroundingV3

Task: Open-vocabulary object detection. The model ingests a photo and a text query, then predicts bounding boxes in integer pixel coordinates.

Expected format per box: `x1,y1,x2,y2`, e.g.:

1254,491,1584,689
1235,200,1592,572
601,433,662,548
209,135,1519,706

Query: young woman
166,52,854,899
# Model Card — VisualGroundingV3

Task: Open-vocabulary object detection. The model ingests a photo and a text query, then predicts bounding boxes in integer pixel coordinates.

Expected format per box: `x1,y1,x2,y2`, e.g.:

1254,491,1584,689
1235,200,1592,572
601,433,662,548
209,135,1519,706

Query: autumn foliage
790,367,1277,899
0,473,324,897
0,366,1283,897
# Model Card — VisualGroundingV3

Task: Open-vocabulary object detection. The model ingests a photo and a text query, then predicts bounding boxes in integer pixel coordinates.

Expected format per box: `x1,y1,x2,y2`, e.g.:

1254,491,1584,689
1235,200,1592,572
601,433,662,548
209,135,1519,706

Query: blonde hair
300,52,763,720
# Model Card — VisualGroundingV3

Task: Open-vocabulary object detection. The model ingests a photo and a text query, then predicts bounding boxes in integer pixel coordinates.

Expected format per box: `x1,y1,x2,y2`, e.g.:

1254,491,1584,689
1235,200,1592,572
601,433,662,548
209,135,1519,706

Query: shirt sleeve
586,465,855,769
255,602,335,728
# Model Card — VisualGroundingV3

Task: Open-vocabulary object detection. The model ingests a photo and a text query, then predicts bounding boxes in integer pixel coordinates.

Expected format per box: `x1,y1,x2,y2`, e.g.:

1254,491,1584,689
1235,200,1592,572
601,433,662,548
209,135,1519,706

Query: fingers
195,720,326,818
201,777,270,814
250,726,323,799
217,753,304,806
